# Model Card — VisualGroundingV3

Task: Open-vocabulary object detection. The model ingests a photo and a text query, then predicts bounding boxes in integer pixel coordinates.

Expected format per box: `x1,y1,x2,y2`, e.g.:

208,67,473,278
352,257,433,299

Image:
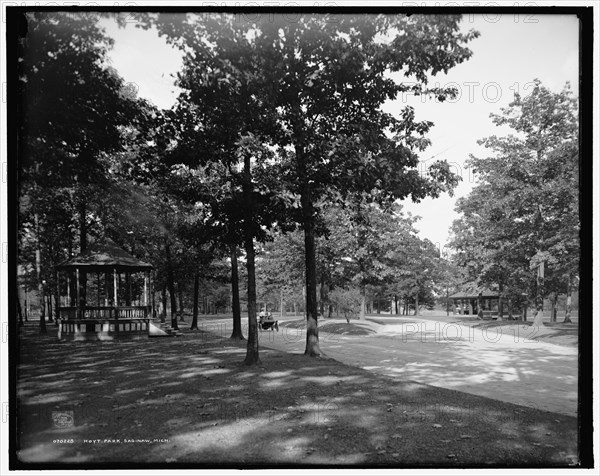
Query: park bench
258,313,279,331
481,310,499,320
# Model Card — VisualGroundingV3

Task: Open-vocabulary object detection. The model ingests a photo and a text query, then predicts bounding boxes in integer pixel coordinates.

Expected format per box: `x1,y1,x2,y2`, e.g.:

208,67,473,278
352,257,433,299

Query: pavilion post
66,274,70,307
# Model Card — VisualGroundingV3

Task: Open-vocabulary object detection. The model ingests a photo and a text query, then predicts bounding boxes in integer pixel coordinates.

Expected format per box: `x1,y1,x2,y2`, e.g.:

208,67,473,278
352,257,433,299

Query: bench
481,310,499,320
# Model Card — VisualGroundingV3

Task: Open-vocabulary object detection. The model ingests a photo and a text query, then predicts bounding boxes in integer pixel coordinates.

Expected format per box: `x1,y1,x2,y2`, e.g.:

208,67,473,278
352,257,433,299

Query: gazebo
55,242,153,341
449,289,500,317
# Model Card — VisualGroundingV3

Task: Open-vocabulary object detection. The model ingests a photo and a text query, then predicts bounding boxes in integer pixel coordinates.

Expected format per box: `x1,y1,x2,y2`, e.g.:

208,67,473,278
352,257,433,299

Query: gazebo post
104,271,109,306
113,268,118,318
76,268,81,319
125,272,131,306
144,272,148,307
97,272,101,307
66,274,70,309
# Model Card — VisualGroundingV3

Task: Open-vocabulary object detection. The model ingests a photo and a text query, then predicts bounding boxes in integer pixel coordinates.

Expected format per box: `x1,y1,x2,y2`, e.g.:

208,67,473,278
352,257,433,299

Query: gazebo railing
59,306,150,320
84,306,114,319
116,306,148,319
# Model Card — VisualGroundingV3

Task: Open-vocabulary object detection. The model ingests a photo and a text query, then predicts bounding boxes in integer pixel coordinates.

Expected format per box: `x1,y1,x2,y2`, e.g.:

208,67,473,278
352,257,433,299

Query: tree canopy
449,80,579,321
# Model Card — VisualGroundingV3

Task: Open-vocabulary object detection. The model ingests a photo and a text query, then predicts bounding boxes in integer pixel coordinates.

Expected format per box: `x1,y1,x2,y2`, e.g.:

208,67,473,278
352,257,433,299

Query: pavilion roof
449,288,499,299
55,243,153,272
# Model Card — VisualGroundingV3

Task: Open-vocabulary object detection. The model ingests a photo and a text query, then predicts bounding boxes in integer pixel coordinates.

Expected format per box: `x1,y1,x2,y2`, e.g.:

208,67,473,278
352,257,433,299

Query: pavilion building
449,289,500,317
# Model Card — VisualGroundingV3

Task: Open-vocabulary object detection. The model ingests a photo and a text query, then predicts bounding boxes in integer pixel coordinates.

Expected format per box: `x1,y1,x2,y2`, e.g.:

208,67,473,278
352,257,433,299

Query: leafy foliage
449,80,579,305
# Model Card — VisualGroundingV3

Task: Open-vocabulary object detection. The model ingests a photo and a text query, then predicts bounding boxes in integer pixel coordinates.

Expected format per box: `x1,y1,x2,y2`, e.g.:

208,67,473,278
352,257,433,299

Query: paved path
203,316,578,417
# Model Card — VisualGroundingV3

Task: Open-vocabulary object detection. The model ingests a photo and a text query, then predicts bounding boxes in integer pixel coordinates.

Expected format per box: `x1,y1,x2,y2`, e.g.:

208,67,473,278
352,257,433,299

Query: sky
97,13,579,253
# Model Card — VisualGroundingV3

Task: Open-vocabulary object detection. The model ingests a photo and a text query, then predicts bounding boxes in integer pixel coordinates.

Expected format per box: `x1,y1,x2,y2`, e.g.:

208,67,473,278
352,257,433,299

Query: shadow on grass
14,321,578,468
281,319,375,336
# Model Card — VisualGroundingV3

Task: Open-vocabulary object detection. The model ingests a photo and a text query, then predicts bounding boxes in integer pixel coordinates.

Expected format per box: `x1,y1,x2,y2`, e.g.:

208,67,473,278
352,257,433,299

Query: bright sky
97,13,579,253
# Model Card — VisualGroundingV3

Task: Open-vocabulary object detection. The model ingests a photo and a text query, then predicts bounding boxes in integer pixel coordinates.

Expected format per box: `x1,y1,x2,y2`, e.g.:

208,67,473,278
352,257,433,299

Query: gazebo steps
149,321,181,337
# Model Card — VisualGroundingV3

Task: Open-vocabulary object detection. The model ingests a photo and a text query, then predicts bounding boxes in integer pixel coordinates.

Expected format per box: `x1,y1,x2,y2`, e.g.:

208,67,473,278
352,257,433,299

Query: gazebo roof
55,243,153,272
449,288,499,299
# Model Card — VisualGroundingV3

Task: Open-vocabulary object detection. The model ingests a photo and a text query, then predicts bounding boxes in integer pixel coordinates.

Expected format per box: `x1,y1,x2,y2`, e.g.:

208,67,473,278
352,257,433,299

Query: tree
145,15,294,364
256,231,306,319
146,13,476,356
435,257,464,316
249,14,475,355
325,200,418,320
450,81,579,322
17,12,144,330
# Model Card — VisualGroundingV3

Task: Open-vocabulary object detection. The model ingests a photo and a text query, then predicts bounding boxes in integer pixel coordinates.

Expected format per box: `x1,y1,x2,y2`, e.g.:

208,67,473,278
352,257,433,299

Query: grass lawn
15,320,579,468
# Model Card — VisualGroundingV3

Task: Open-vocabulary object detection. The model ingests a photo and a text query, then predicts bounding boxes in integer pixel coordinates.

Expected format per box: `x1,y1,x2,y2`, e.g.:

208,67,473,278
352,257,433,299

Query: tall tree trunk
359,286,366,321
414,291,419,316
17,297,23,326
191,271,200,330
178,282,185,321
165,240,178,330
551,292,558,323
498,284,504,320
564,275,573,323
242,153,260,365
230,245,244,340
508,297,513,320
244,235,259,364
294,134,322,357
446,287,449,316
376,297,380,315
300,202,321,354
160,282,167,323
47,295,53,322
34,213,46,334
302,210,321,356
151,272,157,318
533,261,545,326
51,249,59,324
24,286,29,321
78,195,87,315
319,275,325,317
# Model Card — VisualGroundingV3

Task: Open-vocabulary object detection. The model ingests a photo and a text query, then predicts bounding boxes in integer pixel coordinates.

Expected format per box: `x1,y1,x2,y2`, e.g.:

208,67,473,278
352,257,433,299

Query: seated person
258,308,278,331
259,309,274,321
